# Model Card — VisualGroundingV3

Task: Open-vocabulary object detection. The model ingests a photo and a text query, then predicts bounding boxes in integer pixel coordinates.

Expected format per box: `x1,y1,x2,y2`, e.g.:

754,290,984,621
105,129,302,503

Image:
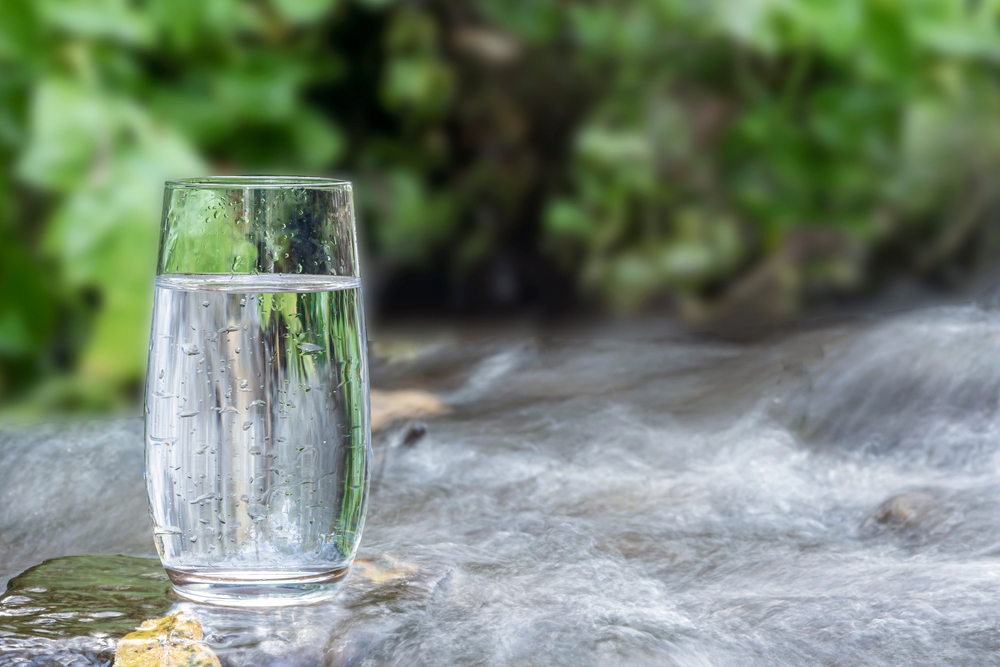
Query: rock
113,612,221,667
859,490,952,545
370,390,448,432
0,556,172,664
351,557,419,586
401,421,428,447
1,555,172,640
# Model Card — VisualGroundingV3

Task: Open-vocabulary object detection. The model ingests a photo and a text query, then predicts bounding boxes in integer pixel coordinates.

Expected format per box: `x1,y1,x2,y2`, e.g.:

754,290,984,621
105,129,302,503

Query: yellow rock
352,557,419,585
371,389,449,432
113,612,221,667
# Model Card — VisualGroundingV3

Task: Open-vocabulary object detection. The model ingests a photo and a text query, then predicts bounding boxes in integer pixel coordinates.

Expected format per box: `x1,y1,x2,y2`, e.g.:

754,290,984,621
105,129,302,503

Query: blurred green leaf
272,0,341,24
18,79,122,191
0,0,44,64
365,170,458,264
292,110,345,168
0,232,56,359
42,118,203,385
380,57,454,118
353,0,398,9
37,0,153,45
475,0,562,44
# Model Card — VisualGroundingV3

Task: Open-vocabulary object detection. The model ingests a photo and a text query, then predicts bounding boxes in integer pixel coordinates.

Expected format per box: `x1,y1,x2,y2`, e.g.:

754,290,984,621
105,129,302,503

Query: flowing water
5,298,1000,664
145,274,369,580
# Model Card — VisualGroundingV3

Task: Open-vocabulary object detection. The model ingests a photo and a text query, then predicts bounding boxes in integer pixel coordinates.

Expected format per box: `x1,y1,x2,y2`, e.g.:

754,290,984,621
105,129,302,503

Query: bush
2,0,1000,410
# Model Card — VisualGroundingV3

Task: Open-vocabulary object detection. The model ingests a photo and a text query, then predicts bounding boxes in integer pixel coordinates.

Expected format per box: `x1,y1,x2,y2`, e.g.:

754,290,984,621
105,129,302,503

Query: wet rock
0,556,172,664
859,490,951,545
401,421,428,447
371,389,448,431
113,612,220,667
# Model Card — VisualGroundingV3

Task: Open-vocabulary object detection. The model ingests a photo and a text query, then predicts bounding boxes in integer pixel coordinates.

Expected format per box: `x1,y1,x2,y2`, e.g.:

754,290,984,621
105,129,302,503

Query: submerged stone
0,556,172,664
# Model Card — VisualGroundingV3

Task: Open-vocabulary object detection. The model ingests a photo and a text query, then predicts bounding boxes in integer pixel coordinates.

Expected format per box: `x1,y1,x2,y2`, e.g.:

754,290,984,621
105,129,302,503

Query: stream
5,298,1000,665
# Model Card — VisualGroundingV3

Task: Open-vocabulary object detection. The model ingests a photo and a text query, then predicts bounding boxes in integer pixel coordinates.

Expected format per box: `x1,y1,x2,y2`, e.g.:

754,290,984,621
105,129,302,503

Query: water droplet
158,369,164,379
239,298,247,307
179,411,199,418
298,343,324,354
239,379,249,389
247,504,267,522
235,347,241,354
181,344,200,356
216,405,238,415
219,325,239,334
243,421,253,430
189,536,198,543
217,514,226,524
202,301,210,307
247,400,265,410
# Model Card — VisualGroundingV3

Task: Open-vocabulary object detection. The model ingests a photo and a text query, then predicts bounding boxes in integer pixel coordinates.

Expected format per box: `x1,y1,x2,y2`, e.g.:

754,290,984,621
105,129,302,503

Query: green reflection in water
0,555,172,639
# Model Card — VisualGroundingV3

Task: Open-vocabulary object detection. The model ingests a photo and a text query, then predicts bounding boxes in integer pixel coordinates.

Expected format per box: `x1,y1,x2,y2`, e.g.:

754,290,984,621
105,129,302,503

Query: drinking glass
144,177,370,606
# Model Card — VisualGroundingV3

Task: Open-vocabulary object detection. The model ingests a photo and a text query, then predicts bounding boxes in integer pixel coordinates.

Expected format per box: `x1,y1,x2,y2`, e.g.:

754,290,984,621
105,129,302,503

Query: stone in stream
0,554,419,666
370,389,448,431
113,612,220,667
0,555,172,664
859,489,953,546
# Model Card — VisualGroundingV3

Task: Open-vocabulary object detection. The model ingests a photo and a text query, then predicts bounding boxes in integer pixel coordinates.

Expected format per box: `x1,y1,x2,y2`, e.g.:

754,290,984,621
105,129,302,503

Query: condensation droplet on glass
239,379,248,389
239,298,246,307
247,504,267,522
189,536,198,543
181,344,200,356
235,347,241,354
202,301,210,307
243,421,253,430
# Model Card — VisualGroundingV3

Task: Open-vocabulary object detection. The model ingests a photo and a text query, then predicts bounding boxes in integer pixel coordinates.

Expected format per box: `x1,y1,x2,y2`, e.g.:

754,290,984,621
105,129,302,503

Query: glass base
165,566,350,607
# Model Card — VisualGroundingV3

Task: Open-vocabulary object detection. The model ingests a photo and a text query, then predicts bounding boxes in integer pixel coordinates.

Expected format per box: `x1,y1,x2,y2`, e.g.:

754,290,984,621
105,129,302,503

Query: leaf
0,0,44,63
0,231,56,358
353,0,398,9
271,0,341,24
291,109,345,168
380,56,455,118
474,0,562,44
18,79,123,192
544,200,593,240
42,113,204,385
363,170,458,264
37,0,153,45
211,59,310,123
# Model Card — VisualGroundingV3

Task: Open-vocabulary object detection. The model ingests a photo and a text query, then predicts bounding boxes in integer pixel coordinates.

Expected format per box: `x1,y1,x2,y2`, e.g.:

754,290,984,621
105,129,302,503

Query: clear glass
144,177,371,606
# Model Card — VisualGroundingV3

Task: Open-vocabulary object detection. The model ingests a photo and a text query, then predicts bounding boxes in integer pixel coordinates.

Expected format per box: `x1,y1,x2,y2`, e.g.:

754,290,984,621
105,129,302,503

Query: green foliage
3,0,1000,411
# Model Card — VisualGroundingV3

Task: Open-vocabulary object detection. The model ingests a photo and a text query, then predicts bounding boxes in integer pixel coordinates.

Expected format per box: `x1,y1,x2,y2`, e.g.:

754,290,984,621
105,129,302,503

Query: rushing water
6,299,1000,664
146,274,369,591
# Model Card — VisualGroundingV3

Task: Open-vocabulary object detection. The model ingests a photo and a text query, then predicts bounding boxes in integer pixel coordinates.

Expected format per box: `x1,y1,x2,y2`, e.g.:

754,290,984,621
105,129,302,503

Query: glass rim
165,176,352,190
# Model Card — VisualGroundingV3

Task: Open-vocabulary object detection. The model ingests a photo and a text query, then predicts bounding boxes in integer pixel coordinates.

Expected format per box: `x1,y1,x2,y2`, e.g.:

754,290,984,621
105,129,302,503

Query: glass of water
144,177,370,606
